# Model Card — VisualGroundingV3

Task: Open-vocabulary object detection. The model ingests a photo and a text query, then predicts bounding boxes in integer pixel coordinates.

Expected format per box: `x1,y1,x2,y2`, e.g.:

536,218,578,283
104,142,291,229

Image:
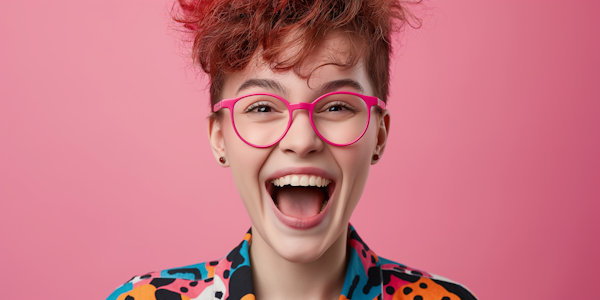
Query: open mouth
266,175,335,219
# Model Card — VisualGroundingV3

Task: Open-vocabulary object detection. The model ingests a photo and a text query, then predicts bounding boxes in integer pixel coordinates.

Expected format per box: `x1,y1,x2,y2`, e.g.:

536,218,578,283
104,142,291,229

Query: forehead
221,33,373,98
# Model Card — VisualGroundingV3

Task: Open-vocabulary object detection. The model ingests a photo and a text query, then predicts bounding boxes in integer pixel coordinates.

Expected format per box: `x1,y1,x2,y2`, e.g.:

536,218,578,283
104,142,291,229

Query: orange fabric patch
392,278,460,300
117,284,157,300
241,294,256,300
206,264,216,278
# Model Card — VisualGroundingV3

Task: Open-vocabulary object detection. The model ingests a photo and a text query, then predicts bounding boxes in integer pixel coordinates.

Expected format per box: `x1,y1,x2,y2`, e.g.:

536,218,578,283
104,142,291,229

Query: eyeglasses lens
312,93,369,145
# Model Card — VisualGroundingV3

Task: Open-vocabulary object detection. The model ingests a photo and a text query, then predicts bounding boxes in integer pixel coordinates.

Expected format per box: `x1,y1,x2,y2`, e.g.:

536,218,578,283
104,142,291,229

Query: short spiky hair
174,0,421,107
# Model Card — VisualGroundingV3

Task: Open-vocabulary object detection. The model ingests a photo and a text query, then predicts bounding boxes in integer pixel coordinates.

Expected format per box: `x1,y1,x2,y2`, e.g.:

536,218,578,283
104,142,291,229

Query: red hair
173,0,422,107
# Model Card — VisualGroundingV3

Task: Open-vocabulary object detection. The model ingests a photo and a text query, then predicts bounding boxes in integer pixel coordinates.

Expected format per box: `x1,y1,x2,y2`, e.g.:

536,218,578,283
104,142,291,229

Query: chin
268,232,333,264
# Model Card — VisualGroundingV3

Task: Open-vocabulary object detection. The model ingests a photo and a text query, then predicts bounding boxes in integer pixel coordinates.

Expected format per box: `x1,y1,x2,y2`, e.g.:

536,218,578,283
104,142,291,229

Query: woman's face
209,34,390,263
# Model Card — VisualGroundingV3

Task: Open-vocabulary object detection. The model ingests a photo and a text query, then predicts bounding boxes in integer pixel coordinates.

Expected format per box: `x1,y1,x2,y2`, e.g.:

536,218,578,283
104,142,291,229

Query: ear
208,115,229,167
371,109,390,165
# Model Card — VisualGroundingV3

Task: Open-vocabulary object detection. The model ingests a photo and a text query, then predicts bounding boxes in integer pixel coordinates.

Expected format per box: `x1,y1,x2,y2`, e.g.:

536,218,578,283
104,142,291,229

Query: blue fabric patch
342,249,370,300
160,262,208,280
106,282,132,300
341,247,380,300
230,240,251,275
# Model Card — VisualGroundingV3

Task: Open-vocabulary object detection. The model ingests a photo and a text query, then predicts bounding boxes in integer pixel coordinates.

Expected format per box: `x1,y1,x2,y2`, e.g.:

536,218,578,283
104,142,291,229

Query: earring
372,154,379,161
219,157,226,164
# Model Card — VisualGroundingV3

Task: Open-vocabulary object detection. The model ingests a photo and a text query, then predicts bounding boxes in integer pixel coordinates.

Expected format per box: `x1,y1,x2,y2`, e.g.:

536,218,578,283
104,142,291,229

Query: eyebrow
317,79,364,95
236,79,287,96
235,78,364,96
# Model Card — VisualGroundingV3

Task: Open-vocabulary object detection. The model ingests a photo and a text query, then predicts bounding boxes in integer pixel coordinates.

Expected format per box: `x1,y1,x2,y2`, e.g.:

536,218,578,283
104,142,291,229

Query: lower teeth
320,199,328,212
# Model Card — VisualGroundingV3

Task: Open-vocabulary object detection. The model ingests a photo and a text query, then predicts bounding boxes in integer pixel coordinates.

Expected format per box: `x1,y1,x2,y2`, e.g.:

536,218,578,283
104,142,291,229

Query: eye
326,105,346,112
255,106,272,113
245,101,277,113
322,101,356,113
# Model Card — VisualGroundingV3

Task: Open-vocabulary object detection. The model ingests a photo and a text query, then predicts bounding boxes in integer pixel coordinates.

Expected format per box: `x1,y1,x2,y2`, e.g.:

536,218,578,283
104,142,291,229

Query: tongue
276,186,324,218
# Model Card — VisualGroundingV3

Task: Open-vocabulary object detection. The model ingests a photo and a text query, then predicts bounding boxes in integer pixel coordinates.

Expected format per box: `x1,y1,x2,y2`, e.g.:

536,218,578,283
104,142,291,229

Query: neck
249,227,348,300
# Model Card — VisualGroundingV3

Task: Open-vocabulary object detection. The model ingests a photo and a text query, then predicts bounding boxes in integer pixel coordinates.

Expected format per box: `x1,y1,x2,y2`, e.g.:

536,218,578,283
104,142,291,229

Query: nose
278,109,324,157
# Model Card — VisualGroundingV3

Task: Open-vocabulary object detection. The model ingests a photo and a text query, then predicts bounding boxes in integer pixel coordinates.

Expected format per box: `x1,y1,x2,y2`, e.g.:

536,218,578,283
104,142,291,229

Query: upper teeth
271,175,332,187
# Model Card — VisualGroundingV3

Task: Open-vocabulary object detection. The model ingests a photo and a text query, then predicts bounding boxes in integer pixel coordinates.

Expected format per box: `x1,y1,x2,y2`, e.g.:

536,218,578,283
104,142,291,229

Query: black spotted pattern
386,286,395,295
363,266,382,294
226,266,254,300
155,289,182,300
397,272,421,283
347,275,360,299
150,278,175,288
226,243,246,269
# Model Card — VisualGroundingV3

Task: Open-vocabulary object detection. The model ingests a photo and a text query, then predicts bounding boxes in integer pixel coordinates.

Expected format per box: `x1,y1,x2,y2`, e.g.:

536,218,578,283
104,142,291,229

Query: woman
107,0,477,299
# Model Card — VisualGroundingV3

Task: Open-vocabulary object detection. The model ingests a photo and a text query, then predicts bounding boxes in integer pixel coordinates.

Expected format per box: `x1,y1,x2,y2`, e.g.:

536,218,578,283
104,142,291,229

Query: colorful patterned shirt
107,225,477,300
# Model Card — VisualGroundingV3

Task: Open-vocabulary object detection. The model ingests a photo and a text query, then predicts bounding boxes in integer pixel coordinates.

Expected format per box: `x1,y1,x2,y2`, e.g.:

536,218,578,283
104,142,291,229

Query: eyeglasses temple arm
213,101,222,112
377,98,386,110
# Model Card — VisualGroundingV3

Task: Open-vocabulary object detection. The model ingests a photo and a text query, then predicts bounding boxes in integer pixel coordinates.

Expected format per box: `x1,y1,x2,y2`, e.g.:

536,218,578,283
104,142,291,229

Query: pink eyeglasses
212,91,386,148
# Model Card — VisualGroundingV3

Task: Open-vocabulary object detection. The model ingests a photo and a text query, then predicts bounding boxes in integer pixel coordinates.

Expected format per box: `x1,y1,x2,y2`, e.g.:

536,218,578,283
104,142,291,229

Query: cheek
221,115,269,202
336,118,378,200
342,118,378,169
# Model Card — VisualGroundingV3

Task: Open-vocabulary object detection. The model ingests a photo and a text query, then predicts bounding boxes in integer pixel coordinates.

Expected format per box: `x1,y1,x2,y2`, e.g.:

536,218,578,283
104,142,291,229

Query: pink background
1,1,599,299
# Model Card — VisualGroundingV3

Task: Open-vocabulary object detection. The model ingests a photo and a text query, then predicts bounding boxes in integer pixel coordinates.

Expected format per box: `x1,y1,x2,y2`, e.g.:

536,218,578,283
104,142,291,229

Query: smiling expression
208,33,390,263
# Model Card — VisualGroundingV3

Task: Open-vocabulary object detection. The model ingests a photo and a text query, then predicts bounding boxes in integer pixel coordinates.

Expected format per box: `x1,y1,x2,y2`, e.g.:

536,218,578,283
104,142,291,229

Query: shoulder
378,256,478,300
106,260,221,300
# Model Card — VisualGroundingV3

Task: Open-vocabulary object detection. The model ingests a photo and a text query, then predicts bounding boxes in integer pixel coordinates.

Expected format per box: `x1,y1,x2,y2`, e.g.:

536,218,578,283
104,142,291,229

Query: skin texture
208,33,391,300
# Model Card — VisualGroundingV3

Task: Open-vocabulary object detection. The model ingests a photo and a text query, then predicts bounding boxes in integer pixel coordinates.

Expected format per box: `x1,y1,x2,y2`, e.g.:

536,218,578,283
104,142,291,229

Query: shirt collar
216,224,382,300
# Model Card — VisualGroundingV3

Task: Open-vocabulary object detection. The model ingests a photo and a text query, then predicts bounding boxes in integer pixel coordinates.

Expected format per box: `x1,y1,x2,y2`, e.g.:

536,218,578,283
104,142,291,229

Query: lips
266,171,336,229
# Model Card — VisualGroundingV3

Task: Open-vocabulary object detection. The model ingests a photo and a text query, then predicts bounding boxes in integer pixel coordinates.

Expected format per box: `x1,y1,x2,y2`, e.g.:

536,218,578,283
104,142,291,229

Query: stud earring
372,154,379,161
219,157,226,164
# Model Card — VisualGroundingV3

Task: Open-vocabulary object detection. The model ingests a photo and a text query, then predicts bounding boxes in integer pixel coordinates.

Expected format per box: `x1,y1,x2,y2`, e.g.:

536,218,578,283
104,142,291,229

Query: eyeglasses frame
212,91,386,148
